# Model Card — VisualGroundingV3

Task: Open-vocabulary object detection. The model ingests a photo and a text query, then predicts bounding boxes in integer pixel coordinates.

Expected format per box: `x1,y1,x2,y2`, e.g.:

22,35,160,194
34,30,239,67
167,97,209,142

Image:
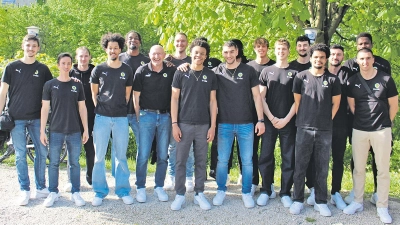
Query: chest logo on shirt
141,61,145,65
373,83,380,91
303,78,309,83
184,73,190,78
163,73,168,78
71,86,77,92
237,72,243,80
15,69,21,73
352,67,358,71
33,70,39,77
145,73,151,77
120,72,126,80
208,62,212,65
53,85,59,90
355,84,361,88
322,80,328,88
287,72,293,78
102,72,108,76
202,75,208,82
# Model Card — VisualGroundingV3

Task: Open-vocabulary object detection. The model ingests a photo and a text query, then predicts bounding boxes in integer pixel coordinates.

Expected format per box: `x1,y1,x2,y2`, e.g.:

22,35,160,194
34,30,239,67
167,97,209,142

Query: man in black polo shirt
258,38,296,208
290,43,341,217
289,35,311,72
212,40,265,209
170,39,218,211
343,48,397,224
90,33,134,207
343,32,392,205
133,45,176,203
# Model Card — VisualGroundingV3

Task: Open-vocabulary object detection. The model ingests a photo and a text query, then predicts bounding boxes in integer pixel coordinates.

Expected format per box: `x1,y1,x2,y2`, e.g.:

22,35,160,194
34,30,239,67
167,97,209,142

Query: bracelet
258,119,264,123
270,117,275,121
172,122,177,125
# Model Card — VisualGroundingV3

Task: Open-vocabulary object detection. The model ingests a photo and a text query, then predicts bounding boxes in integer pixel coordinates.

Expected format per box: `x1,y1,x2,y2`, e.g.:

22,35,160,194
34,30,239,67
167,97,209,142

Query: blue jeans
48,132,81,193
111,114,139,177
92,115,131,198
11,119,47,191
168,134,194,177
216,123,254,193
136,110,170,189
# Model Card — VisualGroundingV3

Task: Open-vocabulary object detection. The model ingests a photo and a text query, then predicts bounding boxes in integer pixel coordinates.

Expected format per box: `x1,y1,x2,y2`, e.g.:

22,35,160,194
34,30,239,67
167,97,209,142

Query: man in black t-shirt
90,33,134,207
289,35,311,73
0,34,53,205
342,32,392,205
133,45,176,203
343,48,398,224
258,38,296,208
166,32,192,66
212,40,265,209
290,44,341,217
41,53,88,207
170,39,218,211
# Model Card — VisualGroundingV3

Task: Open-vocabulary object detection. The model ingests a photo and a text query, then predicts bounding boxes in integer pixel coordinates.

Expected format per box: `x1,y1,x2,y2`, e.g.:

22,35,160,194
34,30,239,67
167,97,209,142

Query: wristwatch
258,119,264,123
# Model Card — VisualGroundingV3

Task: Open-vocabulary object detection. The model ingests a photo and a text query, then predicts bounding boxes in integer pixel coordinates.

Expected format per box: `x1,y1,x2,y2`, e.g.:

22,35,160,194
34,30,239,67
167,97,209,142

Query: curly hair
100,33,125,50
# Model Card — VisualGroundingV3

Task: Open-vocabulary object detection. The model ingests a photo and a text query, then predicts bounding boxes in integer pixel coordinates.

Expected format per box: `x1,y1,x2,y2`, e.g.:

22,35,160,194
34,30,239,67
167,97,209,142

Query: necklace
226,67,237,79
190,69,204,81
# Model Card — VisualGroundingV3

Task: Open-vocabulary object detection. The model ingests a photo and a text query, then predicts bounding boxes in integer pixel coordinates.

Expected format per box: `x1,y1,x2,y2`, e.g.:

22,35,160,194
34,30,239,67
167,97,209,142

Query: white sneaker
256,193,269,206
344,189,354,204
213,190,226,206
136,188,147,203
370,192,378,205
171,195,185,211
314,203,332,217
92,196,103,206
290,202,304,215
242,193,255,208
121,195,134,205
343,201,363,215
306,187,315,205
64,183,72,193
377,207,392,224
34,188,50,198
164,175,175,191
250,184,257,196
185,177,194,192
43,192,59,207
330,192,347,210
18,190,30,206
194,193,211,210
281,196,293,208
270,183,276,199
154,187,168,202
237,174,242,185
71,192,86,206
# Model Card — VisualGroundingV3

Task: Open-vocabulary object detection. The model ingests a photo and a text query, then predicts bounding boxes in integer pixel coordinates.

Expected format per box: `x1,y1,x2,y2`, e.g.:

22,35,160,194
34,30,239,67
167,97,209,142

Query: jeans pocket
139,110,146,117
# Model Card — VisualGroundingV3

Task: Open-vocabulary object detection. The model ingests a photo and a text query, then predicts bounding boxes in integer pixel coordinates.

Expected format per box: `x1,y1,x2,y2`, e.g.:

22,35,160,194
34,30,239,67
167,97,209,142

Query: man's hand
273,118,289,129
40,132,48,146
82,130,89,144
254,122,265,136
71,77,81,83
207,127,216,142
173,124,182,142
177,63,190,72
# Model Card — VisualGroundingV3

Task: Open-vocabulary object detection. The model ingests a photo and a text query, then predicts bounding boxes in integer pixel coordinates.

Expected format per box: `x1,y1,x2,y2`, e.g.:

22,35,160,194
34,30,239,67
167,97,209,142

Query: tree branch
335,31,352,41
220,0,256,8
327,4,350,42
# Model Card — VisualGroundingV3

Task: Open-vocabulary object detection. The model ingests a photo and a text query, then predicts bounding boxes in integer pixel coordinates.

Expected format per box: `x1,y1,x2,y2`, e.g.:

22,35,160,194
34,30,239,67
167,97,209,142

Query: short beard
129,45,137,50
330,62,341,67
298,53,307,57
110,57,117,61
314,65,323,70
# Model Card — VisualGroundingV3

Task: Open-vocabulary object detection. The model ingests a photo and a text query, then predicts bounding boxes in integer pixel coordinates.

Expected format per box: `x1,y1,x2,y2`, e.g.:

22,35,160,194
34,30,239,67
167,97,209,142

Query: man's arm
388,95,399,122
294,93,301,114
0,82,9,112
207,90,217,142
251,85,265,136
331,95,341,119
347,97,355,115
40,100,50,146
90,83,99,107
133,91,141,120
78,100,89,144
171,87,181,142
125,86,132,104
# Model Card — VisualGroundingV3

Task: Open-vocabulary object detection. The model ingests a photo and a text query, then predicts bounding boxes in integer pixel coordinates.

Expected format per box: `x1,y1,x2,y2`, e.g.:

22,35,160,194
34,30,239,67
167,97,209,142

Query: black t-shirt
292,70,341,130
172,67,218,124
347,71,398,131
204,57,222,69
332,66,351,128
69,64,95,118
90,62,133,117
343,55,391,76
213,63,260,124
247,59,276,75
289,60,311,72
2,60,53,120
119,52,150,114
42,79,85,133
133,62,176,110
170,56,191,67
259,65,297,119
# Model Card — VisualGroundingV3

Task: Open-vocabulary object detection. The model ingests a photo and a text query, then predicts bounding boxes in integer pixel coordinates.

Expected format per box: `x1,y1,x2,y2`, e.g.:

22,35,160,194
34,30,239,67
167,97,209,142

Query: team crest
238,73,243,78
33,70,39,77
287,72,293,78
208,62,212,65
163,73,168,77
141,61,145,65
323,81,328,86
71,86,77,92
120,72,126,79
203,75,207,80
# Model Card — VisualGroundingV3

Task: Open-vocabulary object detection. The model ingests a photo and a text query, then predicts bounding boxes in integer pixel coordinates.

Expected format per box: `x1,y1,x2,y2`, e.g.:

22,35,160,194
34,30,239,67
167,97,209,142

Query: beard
330,61,342,67
129,45,137,50
314,65,323,69
298,53,307,57
110,57,117,61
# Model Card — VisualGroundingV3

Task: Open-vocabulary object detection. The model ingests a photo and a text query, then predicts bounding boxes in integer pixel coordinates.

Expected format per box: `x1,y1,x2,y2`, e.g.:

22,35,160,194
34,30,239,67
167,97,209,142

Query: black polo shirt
133,62,176,110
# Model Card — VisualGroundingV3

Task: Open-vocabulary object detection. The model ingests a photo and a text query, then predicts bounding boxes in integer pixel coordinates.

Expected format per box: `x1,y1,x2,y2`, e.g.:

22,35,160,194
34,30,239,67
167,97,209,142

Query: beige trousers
352,128,392,208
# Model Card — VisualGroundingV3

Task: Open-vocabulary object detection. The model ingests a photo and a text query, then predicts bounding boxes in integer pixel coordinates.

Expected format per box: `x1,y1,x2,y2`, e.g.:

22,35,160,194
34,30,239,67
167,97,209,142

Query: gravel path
0,164,399,225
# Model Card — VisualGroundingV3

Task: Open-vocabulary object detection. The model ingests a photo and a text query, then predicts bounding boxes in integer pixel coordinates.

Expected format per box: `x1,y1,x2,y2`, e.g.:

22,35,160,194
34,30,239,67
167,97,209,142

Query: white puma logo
53,85,59,89
355,84,361,88
102,72,108,76
303,79,309,83
15,69,21,73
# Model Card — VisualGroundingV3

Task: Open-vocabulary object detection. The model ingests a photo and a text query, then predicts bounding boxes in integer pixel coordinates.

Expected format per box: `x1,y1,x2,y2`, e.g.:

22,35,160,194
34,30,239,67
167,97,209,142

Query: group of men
0,30,397,224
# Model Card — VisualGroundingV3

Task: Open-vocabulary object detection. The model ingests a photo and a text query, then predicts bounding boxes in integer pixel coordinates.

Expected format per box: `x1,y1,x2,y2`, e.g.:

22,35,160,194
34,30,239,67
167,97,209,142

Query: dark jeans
259,121,295,197
293,128,331,204
331,126,347,194
84,116,95,184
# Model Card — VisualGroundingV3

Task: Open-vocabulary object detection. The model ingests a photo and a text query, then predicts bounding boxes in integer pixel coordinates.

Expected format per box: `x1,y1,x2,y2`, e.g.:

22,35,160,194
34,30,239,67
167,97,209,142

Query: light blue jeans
135,110,170,189
48,132,81,193
167,134,194,177
216,123,254,194
92,115,131,198
11,119,47,191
